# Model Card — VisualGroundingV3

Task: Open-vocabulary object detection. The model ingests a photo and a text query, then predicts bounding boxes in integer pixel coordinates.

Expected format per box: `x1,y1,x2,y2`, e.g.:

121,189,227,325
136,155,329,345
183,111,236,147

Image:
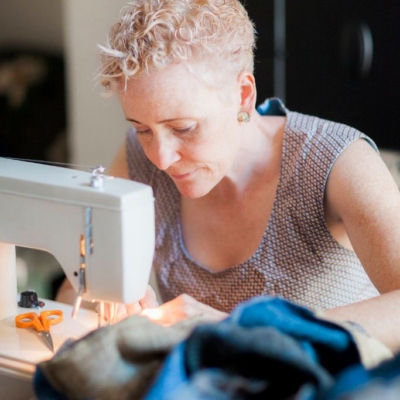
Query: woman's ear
237,70,257,111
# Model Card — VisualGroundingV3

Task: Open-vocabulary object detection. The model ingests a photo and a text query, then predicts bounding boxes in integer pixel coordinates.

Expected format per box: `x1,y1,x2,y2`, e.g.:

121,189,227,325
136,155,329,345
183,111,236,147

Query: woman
58,0,400,353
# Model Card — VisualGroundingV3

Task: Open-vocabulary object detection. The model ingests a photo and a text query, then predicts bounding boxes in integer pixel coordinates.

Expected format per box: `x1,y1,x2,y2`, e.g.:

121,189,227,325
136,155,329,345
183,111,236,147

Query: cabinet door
286,0,400,150
240,1,274,106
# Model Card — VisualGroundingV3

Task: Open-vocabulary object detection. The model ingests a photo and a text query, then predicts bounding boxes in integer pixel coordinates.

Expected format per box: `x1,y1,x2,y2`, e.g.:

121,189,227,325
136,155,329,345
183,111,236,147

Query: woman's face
118,63,244,199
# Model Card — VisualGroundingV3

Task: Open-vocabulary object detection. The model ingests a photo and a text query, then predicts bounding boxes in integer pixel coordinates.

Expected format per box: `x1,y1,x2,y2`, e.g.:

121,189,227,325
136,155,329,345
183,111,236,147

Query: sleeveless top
126,98,379,313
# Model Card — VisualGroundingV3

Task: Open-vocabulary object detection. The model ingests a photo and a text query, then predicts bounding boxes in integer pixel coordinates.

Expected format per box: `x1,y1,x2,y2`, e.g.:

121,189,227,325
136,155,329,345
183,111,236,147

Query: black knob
18,290,45,308
339,20,374,79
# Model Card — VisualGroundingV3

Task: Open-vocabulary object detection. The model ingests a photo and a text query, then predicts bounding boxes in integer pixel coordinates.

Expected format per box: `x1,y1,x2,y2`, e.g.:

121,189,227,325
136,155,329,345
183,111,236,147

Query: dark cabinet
241,1,275,106
243,0,400,150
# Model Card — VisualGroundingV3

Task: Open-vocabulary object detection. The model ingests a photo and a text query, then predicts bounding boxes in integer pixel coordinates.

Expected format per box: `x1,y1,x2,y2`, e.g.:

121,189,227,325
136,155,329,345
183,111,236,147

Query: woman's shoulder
284,109,377,155
280,109,378,195
257,97,365,147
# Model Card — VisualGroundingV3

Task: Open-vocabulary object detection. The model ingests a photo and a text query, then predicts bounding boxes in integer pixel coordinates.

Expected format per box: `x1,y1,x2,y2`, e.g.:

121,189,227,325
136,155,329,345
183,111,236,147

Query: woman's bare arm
322,139,400,352
323,289,400,353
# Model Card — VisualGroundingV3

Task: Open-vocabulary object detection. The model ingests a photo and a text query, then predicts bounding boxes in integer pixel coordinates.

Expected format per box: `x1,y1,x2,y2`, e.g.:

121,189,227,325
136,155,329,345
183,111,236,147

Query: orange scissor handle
15,312,43,331
40,309,63,331
15,310,64,331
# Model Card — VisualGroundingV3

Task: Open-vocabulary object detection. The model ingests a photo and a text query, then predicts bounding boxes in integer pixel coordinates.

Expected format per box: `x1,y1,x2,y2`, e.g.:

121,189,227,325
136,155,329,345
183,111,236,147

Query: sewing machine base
0,298,98,400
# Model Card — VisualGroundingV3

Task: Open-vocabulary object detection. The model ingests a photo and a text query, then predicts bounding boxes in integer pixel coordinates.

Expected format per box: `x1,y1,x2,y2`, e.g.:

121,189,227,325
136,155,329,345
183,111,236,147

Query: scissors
15,309,64,352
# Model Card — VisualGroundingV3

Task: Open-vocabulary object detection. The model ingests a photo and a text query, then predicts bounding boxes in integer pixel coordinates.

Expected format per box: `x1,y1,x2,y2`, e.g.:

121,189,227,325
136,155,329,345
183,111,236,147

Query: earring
237,111,251,123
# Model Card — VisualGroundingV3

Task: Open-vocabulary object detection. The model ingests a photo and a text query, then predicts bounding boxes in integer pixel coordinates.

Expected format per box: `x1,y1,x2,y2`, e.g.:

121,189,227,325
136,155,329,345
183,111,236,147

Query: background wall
62,0,130,169
0,0,130,168
0,0,64,54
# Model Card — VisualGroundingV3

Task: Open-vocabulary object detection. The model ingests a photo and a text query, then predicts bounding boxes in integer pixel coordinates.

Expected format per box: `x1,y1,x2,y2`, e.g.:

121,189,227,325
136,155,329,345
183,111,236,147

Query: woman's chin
175,182,213,199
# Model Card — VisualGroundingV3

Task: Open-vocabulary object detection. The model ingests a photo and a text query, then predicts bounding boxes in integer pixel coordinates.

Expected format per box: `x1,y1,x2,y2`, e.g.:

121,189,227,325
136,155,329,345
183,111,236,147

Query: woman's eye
173,126,195,134
135,128,151,135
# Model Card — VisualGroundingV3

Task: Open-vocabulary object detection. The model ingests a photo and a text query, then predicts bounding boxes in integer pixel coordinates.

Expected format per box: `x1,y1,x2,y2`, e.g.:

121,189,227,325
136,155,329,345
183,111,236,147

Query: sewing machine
0,158,155,399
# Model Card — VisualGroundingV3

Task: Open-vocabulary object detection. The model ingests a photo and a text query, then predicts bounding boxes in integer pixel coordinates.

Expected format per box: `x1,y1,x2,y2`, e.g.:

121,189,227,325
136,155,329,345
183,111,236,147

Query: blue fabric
145,343,188,400
229,296,359,369
33,368,70,400
144,296,362,400
257,97,287,116
317,353,400,399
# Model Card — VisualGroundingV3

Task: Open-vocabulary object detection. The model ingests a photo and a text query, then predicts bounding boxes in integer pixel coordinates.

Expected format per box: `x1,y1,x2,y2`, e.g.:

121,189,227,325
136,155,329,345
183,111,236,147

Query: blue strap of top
257,97,287,116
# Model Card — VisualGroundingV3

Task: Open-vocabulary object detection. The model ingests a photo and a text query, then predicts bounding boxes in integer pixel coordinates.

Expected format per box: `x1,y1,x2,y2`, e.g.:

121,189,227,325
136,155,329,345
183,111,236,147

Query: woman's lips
170,170,196,180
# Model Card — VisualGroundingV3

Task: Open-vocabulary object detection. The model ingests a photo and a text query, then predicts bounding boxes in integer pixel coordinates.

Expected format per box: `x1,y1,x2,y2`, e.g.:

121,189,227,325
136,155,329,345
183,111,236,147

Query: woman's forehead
127,61,236,96
119,70,227,123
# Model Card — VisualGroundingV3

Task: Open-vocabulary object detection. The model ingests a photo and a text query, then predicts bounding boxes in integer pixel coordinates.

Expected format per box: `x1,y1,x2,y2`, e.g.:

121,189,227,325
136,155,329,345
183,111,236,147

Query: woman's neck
212,113,286,201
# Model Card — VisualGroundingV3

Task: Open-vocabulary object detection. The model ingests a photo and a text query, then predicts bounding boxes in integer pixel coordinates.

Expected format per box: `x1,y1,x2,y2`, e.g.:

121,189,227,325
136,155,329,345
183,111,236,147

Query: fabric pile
34,296,397,400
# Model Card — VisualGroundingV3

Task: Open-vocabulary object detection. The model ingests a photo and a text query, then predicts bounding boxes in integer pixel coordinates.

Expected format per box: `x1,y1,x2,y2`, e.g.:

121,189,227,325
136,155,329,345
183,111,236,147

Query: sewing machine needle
40,330,54,352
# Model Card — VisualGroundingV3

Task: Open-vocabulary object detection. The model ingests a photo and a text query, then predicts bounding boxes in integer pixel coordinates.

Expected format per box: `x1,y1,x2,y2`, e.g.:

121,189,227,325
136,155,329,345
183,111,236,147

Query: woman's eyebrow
125,117,142,123
125,117,190,124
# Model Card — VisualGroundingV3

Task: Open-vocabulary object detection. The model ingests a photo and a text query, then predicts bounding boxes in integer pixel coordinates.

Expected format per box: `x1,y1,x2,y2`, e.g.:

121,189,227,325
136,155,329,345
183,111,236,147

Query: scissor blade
40,330,54,352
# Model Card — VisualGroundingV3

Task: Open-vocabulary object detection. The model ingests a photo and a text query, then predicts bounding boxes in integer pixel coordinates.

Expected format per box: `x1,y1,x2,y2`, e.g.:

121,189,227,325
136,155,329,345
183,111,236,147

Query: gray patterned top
126,98,379,312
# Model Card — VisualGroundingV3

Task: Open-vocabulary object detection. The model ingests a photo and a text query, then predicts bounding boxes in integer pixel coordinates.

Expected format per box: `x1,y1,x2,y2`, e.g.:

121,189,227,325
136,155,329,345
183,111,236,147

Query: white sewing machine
0,158,155,400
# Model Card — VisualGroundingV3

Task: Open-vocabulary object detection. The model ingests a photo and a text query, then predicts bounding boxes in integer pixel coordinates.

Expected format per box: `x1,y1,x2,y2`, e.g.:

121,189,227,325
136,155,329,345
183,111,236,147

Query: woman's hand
97,285,159,323
141,293,228,326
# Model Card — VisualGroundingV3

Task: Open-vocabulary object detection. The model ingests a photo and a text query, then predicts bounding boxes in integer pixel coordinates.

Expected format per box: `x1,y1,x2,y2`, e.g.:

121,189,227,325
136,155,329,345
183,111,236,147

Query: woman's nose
149,137,181,171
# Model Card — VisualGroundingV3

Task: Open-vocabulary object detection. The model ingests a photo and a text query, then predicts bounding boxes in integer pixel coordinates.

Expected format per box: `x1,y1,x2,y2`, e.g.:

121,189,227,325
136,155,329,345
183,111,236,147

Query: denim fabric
33,368,70,400
145,343,188,400
317,353,400,399
144,296,362,400
228,296,361,376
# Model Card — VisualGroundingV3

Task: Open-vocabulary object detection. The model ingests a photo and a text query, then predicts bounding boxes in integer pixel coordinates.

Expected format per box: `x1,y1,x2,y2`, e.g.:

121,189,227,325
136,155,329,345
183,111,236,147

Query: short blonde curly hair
98,0,256,93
